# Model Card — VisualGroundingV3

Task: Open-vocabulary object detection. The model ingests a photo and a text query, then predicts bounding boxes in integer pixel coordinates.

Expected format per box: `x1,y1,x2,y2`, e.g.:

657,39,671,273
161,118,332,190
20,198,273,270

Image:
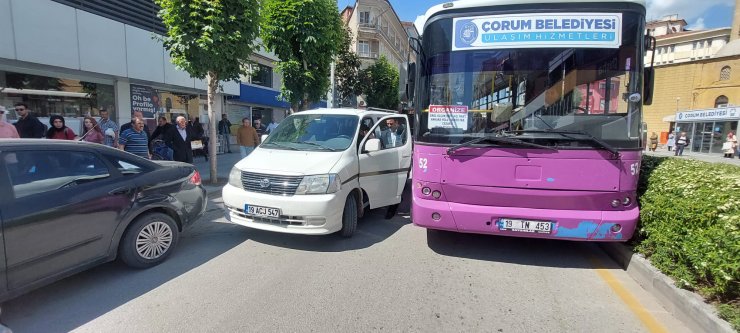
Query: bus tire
340,193,358,238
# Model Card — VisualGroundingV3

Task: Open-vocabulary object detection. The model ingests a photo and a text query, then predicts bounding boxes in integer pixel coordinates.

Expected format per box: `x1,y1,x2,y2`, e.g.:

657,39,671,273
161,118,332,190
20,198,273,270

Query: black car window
4,150,111,199
104,155,147,175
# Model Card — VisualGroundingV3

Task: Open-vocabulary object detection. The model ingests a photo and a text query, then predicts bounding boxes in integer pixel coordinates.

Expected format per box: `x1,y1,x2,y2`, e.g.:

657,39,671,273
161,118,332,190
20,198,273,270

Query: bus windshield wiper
447,135,556,154
513,129,619,156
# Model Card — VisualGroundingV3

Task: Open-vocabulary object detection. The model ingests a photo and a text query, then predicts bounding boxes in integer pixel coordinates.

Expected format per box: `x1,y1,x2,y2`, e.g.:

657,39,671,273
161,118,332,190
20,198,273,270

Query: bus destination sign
453,13,622,51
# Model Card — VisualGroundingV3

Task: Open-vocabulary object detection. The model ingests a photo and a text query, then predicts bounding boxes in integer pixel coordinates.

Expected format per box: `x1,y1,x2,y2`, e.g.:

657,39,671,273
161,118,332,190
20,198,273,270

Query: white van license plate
499,219,552,234
245,204,280,218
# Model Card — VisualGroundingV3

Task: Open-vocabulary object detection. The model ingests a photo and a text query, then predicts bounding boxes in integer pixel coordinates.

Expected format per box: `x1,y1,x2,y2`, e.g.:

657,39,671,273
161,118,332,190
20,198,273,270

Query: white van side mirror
261,134,268,142
364,138,381,152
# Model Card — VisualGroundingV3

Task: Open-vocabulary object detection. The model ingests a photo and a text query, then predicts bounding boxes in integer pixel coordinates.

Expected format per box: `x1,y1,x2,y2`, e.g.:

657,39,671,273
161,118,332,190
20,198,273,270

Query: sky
336,0,735,32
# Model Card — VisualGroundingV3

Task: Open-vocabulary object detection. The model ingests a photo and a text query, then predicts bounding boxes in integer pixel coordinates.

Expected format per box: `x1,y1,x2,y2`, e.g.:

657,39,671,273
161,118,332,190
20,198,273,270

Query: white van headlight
295,174,341,195
228,167,243,189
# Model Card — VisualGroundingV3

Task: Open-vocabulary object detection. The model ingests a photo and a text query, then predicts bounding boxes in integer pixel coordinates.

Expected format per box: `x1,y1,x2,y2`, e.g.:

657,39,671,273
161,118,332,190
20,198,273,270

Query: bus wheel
340,193,358,238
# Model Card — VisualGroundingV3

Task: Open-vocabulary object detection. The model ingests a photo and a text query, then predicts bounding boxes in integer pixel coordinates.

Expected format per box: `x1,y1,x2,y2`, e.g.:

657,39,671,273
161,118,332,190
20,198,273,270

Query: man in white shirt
266,119,280,134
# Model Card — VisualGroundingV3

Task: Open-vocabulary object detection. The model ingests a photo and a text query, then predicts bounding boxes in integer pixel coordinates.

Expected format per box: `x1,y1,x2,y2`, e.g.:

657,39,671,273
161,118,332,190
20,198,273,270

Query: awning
662,115,676,122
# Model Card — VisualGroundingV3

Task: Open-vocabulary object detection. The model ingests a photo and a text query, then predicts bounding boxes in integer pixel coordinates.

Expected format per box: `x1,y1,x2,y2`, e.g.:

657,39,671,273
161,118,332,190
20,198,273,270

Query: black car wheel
340,193,358,238
120,213,180,268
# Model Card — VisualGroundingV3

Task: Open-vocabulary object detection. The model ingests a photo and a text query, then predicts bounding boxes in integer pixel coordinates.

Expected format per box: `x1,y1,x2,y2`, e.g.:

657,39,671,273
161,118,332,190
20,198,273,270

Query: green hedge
636,156,740,330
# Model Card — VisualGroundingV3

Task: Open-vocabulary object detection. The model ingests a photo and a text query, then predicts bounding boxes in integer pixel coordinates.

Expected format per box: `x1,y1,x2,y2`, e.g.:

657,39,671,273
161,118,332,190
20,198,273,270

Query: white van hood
235,148,344,175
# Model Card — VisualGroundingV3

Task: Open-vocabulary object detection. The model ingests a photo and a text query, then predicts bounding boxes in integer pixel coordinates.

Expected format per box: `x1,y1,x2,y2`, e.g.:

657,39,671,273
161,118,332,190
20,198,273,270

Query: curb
599,243,734,333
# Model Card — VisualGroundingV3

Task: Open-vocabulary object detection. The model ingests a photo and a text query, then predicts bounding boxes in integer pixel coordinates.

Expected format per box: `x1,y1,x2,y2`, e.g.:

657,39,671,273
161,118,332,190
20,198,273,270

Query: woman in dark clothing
46,115,76,140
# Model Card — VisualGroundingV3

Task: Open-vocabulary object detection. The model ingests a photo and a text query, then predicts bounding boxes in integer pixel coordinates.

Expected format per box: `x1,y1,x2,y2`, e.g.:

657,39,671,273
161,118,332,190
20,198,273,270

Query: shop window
715,95,729,108
720,66,731,81
1,70,115,121
250,64,273,89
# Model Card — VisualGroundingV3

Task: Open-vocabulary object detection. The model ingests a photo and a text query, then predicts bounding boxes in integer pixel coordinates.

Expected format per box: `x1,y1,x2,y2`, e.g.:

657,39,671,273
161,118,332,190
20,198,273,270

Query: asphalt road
0,194,690,333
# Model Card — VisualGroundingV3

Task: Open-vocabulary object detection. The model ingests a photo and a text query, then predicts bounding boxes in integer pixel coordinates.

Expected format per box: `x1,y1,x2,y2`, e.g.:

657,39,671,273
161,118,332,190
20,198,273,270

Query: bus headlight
295,174,341,195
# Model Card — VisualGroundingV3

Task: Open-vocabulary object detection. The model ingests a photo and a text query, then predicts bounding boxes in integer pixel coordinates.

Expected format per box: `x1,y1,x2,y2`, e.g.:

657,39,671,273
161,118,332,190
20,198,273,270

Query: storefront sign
130,84,160,119
453,13,622,51
676,107,739,121
428,105,469,129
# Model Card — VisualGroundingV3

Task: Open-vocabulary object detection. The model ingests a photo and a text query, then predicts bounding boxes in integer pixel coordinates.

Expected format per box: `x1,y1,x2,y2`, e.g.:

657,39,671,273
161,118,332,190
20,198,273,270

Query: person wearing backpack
46,115,76,140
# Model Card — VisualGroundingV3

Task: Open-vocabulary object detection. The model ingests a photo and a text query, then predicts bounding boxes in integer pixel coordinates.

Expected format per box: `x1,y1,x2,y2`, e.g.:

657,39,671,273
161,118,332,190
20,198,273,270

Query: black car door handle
109,187,132,196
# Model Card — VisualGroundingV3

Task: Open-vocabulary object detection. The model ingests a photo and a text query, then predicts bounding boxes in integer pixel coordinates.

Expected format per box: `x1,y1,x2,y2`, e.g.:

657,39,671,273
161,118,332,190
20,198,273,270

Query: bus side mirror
643,67,654,106
405,62,416,101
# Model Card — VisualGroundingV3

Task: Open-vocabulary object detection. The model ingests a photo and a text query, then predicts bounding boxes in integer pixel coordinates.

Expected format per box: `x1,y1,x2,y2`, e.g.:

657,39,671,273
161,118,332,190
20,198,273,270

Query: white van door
358,115,410,209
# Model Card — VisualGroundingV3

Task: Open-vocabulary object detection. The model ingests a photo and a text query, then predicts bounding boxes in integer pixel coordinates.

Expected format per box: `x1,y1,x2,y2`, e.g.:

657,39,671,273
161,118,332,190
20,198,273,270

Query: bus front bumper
412,196,638,241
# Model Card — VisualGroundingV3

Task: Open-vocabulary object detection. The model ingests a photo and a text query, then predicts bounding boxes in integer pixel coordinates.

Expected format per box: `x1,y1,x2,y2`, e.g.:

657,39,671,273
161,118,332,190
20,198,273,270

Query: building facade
341,0,411,106
0,0,241,135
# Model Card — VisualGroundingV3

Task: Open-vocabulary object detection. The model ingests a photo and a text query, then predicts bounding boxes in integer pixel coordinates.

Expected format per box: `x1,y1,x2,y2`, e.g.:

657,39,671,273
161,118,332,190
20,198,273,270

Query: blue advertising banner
453,13,622,51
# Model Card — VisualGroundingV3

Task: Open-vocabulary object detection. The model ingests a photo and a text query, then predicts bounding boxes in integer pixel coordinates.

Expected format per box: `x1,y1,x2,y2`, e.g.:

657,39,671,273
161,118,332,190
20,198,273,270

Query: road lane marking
590,255,668,333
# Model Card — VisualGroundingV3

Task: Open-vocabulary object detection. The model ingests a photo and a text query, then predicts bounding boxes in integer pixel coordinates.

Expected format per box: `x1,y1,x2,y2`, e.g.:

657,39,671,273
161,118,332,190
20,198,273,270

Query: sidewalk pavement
646,148,740,166
192,144,243,195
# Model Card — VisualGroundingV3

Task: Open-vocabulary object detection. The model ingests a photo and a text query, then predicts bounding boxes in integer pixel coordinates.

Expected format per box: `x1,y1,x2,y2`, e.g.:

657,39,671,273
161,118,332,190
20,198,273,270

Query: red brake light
189,171,202,186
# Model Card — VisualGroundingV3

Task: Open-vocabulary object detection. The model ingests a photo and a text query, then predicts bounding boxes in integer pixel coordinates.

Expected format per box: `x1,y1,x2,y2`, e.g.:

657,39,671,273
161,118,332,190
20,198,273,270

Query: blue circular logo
459,22,478,45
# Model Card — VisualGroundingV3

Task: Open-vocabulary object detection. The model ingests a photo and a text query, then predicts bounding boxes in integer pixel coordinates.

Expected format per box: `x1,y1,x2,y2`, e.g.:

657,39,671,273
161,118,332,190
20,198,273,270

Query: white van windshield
262,114,359,151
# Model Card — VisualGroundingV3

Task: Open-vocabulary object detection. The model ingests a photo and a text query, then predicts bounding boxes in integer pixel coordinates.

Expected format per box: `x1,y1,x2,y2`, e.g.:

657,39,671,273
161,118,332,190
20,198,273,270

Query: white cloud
414,15,426,33
647,0,733,27
690,17,706,30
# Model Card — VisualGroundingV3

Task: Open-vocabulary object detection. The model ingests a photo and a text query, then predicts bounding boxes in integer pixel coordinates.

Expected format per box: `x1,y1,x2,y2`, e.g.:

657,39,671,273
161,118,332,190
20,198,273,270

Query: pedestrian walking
46,115,76,140
649,132,658,152
0,106,20,139
218,114,233,153
723,131,737,158
675,132,689,156
119,118,151,159
12,103,45,138
98,108,119,147
666,132,675,151
266,119,280,134
81,116,104,144
236,117,259,158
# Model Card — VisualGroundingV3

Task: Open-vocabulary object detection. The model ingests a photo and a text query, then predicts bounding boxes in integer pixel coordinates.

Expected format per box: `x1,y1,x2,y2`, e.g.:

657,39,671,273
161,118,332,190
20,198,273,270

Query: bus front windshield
416,13,644,150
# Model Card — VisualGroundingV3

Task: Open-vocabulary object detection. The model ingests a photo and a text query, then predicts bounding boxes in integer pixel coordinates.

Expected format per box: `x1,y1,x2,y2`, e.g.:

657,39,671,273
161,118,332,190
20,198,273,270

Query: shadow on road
425,229,622,270
239,179,414,253
0,197,243,333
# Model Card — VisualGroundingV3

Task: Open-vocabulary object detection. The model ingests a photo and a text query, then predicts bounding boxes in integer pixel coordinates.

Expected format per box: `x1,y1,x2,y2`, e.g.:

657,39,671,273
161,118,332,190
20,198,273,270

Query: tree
155,0,261,184
261,0,343,110
361,56,400,110
335,26,361,107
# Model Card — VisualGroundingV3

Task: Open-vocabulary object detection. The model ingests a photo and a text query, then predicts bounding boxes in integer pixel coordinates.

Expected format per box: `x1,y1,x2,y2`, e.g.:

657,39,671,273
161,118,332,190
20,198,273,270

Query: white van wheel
340,193,358,238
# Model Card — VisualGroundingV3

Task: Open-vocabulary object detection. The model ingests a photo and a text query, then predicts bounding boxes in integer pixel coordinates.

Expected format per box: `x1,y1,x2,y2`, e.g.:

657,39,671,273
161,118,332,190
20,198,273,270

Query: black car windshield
262,114,359,151
416,12,644,149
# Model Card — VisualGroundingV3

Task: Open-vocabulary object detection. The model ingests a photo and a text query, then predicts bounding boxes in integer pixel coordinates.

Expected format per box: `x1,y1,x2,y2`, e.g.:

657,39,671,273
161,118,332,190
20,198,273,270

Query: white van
222,108,412,237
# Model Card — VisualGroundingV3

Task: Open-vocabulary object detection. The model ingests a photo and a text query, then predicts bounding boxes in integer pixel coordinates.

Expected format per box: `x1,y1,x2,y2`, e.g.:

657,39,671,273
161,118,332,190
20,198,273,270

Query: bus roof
420,0,647,30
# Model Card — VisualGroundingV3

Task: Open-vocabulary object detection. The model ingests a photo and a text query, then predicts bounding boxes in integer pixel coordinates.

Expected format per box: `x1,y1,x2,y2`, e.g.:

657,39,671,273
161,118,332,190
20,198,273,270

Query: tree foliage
335,26,361,107
261,0,343,110
154,0,260,81
155,0,260,183
361,56,400,110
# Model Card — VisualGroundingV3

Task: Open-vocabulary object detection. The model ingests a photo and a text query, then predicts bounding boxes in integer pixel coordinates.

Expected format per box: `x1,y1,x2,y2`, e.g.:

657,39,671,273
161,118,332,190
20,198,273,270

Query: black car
0,139,206,301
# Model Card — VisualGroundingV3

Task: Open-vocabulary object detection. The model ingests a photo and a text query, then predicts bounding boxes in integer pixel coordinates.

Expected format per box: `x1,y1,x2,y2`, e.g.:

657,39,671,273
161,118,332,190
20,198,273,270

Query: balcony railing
358,51,379,59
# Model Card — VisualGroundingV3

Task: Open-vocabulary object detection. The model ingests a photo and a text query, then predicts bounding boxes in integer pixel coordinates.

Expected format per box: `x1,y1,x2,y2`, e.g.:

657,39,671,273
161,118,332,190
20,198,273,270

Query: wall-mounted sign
130,84,160,119
453,13,622,51
676,107,739,122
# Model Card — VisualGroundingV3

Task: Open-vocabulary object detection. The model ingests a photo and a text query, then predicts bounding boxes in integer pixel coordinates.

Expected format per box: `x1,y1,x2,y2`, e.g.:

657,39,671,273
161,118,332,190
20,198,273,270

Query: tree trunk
207,71,219,184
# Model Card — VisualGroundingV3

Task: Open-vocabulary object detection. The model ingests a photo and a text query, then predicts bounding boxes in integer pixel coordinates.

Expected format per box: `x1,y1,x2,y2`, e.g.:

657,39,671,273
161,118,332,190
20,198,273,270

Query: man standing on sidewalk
98,108,119,148
12,103,45,138
218,114,233,153
236,117,259,158
0,107,20,138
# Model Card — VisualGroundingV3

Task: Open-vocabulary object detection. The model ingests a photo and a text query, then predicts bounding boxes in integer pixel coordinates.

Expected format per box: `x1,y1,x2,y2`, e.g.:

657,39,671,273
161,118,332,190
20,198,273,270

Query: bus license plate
245,204,280,218
499,219,552,234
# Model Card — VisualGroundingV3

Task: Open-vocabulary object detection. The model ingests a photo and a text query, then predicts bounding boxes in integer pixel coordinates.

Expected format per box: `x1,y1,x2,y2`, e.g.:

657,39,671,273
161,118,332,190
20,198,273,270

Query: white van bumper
222,184,346,235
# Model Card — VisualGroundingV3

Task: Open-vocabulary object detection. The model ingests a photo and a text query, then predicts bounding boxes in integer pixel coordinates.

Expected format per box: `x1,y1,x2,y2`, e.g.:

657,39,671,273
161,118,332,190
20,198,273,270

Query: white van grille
241,172,303,196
